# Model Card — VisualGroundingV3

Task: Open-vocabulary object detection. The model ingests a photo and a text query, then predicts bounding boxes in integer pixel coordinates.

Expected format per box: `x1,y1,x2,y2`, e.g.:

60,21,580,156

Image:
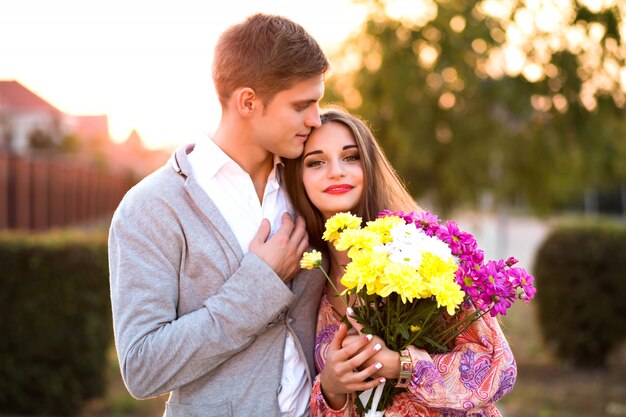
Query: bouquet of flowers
301,210,536,416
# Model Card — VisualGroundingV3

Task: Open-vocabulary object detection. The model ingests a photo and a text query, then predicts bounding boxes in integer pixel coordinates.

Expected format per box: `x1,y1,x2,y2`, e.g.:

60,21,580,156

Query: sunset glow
0,0,367,150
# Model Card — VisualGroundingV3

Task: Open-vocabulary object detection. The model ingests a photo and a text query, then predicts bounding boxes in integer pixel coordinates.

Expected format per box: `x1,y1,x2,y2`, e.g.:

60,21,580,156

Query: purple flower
490,295,513,316
413,210,441,232
508,267,537,302
505,256,519,267
378,209,442,235
436,221,462,253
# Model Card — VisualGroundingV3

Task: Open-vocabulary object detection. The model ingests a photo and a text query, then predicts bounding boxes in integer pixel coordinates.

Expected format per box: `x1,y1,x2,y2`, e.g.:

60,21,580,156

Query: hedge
0,229,111,416
534,218,626,368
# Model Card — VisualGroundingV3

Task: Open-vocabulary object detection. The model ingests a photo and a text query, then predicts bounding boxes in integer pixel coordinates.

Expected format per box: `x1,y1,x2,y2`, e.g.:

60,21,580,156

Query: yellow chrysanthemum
334,229,381,253
377,262,424,302
364,216,404,243
340,249,387,293
322,212,362,243
300,250,322,270
429,274,465,315
418,252,458,280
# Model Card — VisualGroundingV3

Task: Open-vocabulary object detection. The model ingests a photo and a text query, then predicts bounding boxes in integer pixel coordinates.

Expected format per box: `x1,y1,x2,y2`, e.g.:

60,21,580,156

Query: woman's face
302,121,364,220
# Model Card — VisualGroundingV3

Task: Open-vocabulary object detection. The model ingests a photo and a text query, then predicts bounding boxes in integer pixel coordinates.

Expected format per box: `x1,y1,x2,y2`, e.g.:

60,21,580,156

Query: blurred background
1,0,625,416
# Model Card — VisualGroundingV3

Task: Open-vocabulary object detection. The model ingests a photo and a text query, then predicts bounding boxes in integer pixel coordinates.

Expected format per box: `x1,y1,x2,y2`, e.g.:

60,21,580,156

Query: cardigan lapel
171,145,244,266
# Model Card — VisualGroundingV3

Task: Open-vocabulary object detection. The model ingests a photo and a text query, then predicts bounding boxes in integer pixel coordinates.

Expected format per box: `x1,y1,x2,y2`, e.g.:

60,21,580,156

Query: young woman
283,108,517,416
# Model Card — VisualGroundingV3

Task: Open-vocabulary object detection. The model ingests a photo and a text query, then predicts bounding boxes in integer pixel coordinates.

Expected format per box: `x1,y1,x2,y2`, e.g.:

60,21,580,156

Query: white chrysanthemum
421,233,454,261
388,222,425,246
386,245,424,269
382,223,454,269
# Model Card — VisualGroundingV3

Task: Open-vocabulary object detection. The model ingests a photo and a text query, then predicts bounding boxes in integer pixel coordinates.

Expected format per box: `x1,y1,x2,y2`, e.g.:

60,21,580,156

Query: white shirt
188,137,311,417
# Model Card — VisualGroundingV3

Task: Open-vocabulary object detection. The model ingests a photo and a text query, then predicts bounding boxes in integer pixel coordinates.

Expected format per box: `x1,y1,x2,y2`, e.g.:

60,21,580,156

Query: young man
108,14,329,417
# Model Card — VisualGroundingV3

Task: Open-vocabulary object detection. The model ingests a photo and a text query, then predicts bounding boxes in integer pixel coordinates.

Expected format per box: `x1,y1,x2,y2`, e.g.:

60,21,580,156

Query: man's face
252,75,324,159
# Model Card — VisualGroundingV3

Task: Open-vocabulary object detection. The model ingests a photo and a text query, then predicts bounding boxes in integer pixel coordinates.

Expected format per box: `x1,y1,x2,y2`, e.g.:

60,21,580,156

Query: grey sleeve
108,189,294,399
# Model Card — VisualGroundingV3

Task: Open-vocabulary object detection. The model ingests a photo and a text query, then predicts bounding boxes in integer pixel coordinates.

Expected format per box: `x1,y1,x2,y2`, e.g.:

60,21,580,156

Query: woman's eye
344,154,360,162
305,159,324,168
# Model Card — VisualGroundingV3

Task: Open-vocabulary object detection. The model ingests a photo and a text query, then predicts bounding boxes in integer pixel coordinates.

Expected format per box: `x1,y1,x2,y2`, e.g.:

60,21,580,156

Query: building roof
71,114,110,140
0,80,61,114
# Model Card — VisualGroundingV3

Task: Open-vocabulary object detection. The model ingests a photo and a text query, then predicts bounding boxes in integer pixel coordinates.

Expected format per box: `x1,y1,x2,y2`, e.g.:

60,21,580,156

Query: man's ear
235,87,258,117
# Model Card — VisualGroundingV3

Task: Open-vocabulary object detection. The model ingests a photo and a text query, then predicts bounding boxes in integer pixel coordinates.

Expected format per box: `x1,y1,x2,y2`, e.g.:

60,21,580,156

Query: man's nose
306,106,321,128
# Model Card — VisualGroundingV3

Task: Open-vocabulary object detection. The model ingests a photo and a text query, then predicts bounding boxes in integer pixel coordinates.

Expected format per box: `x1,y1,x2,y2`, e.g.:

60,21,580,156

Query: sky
0,0,368,150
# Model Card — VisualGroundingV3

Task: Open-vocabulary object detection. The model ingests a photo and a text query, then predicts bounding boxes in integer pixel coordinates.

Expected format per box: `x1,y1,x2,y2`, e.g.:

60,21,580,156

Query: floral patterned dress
310,293,517,417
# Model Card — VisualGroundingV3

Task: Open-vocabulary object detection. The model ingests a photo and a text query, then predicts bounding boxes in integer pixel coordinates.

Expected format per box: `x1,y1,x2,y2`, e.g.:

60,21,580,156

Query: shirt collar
194,136,285,188
192,135,233,179
271,156,285,187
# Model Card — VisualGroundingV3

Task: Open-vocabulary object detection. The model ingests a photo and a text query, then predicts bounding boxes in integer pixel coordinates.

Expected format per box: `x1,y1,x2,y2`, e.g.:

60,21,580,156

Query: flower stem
317,266,350,311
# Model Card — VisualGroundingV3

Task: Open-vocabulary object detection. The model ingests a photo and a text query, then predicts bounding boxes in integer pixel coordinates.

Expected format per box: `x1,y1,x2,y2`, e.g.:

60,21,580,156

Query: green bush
0,229,111,416
534,219,626,368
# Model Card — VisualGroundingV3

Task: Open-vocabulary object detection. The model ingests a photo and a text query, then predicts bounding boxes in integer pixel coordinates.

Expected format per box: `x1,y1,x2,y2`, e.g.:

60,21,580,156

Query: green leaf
362,326,376,335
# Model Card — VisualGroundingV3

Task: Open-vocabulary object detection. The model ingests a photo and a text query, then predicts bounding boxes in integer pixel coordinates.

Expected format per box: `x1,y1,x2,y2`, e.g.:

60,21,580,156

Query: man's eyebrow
294,98,318,105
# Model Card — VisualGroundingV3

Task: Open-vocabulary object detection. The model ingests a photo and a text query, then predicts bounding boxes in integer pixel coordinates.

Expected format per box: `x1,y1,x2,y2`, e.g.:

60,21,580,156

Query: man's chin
282,147,304,160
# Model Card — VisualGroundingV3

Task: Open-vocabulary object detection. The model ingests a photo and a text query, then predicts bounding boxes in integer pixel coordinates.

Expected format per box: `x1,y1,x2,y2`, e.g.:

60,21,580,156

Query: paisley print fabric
459,349,491,391
411,361,443,398
310,293,516,417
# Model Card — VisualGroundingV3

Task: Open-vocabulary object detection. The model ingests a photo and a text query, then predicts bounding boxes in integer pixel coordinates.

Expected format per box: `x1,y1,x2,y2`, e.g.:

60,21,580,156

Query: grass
497,303,626,417
81,302,626,417
498,364,626,417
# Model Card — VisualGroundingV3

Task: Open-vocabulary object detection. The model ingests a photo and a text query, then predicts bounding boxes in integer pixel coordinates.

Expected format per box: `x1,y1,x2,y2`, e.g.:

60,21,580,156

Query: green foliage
0,230,112,416
59,134,81,154
28,129,58,151
533,219,626,367
325,0,626,214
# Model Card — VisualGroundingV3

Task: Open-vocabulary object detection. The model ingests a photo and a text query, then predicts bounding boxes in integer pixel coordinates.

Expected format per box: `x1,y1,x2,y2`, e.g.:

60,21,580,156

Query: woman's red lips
324,184,354,194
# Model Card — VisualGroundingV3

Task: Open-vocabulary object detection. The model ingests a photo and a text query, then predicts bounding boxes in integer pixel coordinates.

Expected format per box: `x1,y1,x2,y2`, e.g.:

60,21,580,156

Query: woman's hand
320,322,387,410
341,332,401,380
341,309,401,380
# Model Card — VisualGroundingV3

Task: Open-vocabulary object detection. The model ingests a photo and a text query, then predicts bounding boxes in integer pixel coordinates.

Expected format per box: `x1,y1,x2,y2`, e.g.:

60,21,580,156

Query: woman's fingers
329,323,349,352
334,356,385,392
354,376,387,392
321,331,387,397
335,332,375,363
344,361,387,392
346,307,365,334
346,338,383,371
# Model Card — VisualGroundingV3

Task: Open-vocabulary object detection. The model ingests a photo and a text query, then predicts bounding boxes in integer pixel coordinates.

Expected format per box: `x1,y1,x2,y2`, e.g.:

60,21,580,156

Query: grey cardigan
109,144,326,417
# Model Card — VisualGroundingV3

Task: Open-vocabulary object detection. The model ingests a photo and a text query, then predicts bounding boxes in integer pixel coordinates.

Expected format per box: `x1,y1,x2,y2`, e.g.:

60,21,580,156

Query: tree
325,0,626,213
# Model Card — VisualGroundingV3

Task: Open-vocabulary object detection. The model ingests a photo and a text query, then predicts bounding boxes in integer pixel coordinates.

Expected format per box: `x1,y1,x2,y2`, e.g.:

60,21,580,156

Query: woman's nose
327,160,346,178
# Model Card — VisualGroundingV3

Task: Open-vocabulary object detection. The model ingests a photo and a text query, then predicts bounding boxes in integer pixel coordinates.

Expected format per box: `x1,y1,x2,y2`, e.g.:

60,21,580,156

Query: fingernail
379,378,386,384
346,307,354,316
373,343,382,351
375,362,383,370
365,334,373,341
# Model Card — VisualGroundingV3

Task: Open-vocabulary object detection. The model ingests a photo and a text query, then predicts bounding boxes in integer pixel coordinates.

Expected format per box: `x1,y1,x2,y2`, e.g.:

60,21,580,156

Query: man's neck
212,123,274,203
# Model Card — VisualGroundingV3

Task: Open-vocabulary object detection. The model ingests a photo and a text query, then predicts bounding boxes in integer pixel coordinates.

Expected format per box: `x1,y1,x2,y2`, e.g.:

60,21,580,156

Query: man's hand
249,213,309,283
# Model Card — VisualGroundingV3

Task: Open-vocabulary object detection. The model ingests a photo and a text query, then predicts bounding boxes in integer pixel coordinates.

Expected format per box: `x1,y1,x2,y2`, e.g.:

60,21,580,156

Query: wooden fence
0,153,134,231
